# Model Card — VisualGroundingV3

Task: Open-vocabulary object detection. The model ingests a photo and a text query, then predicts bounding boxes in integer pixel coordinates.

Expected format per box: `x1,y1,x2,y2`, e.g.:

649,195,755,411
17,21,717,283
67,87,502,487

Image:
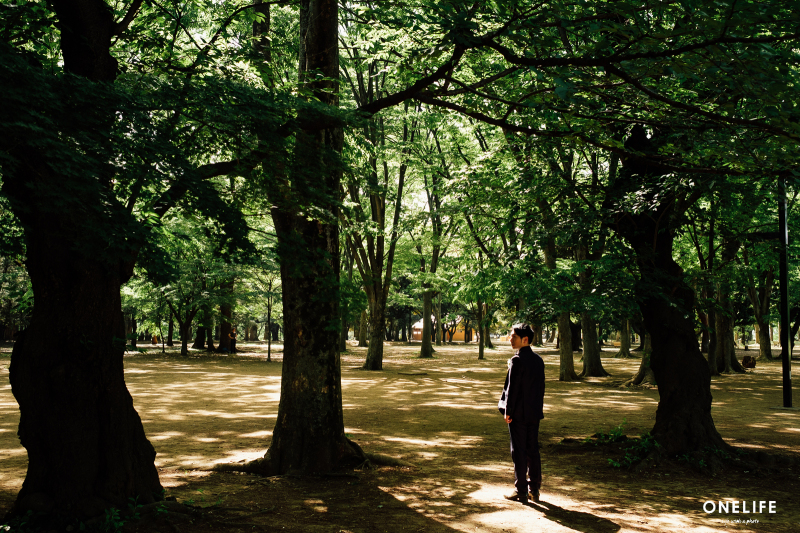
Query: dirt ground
0,340,799,533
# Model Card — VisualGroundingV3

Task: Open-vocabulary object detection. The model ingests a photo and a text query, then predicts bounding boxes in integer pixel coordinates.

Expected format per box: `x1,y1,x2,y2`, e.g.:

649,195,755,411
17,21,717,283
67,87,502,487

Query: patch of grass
585,418,629,445
607,432,661,469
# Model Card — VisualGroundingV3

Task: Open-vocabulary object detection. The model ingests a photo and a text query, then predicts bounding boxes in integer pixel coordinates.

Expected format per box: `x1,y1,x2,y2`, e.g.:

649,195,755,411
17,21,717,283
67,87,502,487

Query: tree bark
609,127,728,454
477,298,484,360
614,320,633,358
357,309,368,347
435,292,443,346
206,320,215,352
363,296,385,369
192,326,206,350
577,245,608,377
579,311,609,377
231,0,361,475
623,334,656,387
419,291,434,358
8,263,161,518
166,311,174,347
557,312,579,381
531,324,542,347
216,292,233,353
714,235,745,373
0,1,164,520
744,249,775,361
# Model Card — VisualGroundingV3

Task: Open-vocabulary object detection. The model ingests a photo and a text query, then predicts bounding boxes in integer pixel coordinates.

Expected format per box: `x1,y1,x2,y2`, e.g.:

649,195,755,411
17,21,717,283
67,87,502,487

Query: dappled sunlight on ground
0,340,798,531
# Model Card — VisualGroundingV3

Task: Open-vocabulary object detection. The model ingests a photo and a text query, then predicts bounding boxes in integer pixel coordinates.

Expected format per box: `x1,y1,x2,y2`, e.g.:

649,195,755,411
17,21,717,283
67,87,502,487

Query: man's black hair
512,323,535,345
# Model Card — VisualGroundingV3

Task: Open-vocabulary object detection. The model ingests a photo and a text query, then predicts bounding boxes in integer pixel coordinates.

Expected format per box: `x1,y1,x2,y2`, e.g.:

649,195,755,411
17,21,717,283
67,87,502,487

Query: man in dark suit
498,323,545,503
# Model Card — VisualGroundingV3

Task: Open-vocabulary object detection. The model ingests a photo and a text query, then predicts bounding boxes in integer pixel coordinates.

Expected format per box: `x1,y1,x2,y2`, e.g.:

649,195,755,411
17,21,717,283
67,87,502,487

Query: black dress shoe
504,491,528,503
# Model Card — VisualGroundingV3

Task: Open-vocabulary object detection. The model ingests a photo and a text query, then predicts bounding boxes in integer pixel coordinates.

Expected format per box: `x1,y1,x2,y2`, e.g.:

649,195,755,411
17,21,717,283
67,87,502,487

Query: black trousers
508,419,541,497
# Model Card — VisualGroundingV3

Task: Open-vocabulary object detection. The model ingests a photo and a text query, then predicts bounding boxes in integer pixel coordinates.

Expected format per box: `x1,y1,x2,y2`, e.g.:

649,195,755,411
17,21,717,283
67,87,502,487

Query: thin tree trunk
477,298,484,360
557,312,579,381
435,292,442,346
419,291,434,358
166,311,174,346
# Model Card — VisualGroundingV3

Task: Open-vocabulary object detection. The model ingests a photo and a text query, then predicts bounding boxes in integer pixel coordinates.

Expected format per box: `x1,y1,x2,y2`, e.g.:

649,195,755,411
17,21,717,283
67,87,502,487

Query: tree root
213,439,414,477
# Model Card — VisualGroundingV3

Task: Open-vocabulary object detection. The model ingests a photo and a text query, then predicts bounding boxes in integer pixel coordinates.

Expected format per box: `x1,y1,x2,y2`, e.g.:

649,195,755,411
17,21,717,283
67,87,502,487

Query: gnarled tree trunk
1,2,163,520
610,127,728,455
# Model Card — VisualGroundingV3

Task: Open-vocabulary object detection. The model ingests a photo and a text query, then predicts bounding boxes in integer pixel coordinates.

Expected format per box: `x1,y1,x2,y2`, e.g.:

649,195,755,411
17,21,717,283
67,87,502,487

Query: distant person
498,323,545,503
229,327,237,354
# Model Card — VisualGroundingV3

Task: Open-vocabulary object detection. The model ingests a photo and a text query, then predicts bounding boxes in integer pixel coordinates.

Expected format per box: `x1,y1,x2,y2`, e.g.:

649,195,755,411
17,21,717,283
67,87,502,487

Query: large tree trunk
216,295,233,353
577,245,608,377
623,334,656,387
419,291,434,358
579,311,609,377
1,1,163,520
531,324,542,347
192,326,206,349
714,234,745,374
357,309,368,347
363,296,385,369
8,260,161,519
756,315,773,360
632,237,726,453
746,261,775,361
206,321,215,352
615,320,633,358
557,312,579,381
229,0,359,476
483,303,494,348
713,297,745,374
611,135,728,454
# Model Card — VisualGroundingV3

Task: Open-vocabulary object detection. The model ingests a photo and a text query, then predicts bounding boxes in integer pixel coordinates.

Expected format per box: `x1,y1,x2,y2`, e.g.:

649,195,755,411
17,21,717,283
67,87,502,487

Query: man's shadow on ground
526,499,621,532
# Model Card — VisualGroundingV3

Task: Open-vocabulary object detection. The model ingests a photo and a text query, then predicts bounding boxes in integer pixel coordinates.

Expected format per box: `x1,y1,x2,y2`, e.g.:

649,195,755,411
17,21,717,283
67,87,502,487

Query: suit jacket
498,346,545,422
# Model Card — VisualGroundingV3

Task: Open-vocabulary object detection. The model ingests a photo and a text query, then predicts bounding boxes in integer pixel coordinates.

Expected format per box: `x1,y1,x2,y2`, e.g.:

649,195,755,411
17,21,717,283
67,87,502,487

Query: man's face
509,331,529,350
